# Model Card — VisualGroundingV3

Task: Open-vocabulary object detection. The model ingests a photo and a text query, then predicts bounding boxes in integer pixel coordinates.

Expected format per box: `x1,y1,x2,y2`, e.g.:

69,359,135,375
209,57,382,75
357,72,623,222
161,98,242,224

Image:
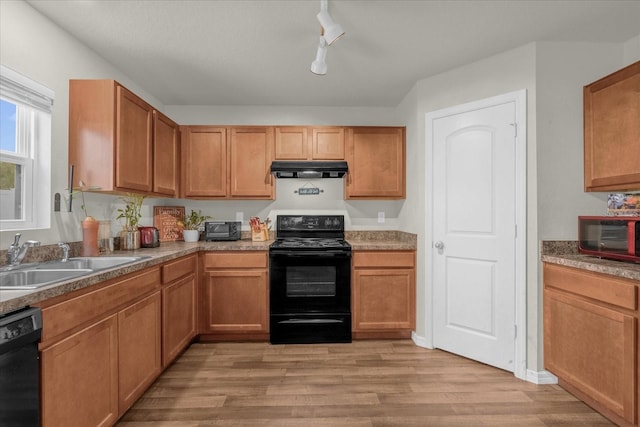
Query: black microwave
578,216,640,263
204,221,241,241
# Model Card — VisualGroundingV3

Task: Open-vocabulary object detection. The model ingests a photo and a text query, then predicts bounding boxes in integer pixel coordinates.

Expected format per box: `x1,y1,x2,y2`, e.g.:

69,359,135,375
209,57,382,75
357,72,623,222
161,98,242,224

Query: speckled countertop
541,240,640,282
0,231,417,315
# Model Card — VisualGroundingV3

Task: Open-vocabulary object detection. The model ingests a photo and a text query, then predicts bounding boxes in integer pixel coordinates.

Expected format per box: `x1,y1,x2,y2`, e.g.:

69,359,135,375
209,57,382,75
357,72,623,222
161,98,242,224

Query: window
0,65,53,231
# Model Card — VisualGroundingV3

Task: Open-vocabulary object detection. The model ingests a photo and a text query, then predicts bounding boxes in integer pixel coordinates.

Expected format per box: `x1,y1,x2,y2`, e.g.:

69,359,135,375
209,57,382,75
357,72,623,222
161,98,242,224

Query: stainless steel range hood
270,161,348,179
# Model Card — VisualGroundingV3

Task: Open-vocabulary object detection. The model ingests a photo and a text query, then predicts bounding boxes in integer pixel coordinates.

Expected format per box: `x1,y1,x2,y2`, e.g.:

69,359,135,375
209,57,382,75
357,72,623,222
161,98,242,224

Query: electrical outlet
236,212,244,222
378,211,385,224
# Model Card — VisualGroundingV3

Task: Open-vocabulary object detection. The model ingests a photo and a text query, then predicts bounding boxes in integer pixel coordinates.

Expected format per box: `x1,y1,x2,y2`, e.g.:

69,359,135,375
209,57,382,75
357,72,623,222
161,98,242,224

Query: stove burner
273,238,349,249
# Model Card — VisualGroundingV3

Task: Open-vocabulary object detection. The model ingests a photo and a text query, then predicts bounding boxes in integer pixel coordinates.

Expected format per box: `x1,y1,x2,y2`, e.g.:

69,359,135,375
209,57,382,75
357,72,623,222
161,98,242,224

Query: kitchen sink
36,256,149,271
0,269,93,290
0,256,150,290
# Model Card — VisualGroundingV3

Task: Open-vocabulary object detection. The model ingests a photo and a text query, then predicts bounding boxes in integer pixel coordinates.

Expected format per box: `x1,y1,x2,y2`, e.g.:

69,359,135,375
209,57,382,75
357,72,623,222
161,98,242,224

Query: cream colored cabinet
345,127,406,199
69,79,179,196
37,267,162,426
181,126,274,199
584,61,640,192
274,126,345,160
543,263,638,426
352,250,416,339
199,251,269,340
161,254,197,367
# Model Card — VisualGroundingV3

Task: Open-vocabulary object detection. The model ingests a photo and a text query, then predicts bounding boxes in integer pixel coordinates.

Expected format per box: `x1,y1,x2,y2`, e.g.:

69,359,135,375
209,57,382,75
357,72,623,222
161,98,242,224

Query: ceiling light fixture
310,0,344,76
310,36,328,75
317,0,345,45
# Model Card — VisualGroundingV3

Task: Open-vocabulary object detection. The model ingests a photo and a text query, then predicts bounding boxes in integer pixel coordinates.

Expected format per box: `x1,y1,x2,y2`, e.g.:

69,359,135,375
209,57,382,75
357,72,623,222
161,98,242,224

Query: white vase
182,229,200,242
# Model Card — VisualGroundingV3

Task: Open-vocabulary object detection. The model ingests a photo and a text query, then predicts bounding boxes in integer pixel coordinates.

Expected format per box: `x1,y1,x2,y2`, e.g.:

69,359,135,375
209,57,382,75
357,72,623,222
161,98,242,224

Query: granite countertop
0,231,417,315
541,241,640,282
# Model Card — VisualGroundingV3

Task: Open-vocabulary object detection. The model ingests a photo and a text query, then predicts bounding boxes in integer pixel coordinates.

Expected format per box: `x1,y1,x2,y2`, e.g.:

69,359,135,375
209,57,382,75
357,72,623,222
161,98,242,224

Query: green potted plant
178,209,212,242
116,193,146,249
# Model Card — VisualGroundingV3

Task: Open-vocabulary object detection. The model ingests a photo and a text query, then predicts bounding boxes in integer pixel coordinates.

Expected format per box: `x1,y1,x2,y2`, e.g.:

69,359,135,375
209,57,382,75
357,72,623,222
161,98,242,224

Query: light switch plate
236,212,244,222
378,211,385,223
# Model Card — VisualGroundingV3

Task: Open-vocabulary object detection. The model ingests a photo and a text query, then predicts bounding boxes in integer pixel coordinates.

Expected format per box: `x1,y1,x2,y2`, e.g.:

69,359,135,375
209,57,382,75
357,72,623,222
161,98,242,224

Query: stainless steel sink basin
0,269,93,290
0,256,150,290
37,256,148,271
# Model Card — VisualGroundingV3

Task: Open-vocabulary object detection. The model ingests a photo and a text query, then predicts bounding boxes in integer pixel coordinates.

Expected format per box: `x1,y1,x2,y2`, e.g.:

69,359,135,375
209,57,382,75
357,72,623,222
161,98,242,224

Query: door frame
420,89,527,381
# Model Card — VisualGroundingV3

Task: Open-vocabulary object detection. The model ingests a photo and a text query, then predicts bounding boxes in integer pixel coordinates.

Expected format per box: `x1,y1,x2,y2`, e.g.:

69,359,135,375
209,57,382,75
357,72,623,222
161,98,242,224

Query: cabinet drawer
353,251,415,268
544,263,637,310
41,267,161,345
204,251,267,269
162,254,197,284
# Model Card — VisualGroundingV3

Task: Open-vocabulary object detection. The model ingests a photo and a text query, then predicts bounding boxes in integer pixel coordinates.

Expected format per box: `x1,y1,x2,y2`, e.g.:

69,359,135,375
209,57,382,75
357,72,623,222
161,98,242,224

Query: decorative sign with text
153,206,185,241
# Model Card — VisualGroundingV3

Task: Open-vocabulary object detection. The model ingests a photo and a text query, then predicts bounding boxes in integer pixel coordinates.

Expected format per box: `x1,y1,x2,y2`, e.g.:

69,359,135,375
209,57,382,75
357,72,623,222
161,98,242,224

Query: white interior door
431,100,517,372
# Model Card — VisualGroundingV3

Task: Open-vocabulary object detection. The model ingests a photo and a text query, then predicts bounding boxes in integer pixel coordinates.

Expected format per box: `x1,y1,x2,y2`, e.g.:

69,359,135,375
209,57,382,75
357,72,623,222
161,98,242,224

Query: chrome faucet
7,233,41,266
58,242,70,262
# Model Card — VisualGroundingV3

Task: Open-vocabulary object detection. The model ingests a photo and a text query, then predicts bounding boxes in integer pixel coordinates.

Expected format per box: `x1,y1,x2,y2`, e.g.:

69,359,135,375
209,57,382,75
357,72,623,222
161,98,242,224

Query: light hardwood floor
117,340,614,426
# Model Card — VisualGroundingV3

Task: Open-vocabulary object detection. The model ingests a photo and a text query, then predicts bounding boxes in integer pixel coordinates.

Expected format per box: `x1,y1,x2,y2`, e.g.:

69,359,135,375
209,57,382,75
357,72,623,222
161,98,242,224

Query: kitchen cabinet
69,79,179,196
153,111,180,196
37,266,162,426
181,126,227,198
229,127,274,198
274,126,345,160
199,251,269,340
117,291,162,413
584,61,640,192
181,126,274,199
345,127,406,199
161,254,197,367
352,250,416,339
543,263,639,426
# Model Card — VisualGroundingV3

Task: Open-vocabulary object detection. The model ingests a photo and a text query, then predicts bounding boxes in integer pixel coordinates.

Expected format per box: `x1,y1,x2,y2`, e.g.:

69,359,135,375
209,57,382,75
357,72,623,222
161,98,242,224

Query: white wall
0,1,164,248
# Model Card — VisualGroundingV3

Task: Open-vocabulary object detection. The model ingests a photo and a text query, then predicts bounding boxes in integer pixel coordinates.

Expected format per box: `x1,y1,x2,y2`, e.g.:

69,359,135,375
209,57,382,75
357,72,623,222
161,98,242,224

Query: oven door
269,250,351,315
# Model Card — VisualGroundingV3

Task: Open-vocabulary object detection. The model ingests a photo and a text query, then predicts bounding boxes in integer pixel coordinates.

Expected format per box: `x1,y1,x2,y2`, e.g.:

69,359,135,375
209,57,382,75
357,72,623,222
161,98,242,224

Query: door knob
434,241,444,250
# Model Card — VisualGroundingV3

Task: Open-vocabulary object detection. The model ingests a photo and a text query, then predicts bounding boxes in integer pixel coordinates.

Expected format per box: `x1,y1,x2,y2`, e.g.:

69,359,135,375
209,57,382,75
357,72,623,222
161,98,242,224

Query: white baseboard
411,331,432,349
526,369,558,384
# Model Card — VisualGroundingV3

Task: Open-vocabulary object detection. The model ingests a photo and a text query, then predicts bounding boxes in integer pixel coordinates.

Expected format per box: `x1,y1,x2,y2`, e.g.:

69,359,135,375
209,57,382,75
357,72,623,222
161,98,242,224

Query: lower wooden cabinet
41,315,119,427
37,266,162,427
543,263,639,426
117,292,162,413
352,250,416,338
162,255,197,367
199,251,269,340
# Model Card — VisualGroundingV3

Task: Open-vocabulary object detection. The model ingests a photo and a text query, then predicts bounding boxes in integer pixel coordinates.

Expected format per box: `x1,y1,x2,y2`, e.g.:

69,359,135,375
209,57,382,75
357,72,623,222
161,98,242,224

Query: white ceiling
26,0,640,107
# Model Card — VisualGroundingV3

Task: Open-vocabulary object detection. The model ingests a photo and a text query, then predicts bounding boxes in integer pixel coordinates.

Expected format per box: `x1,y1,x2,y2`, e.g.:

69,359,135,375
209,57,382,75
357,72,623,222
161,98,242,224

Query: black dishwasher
0,307,42,427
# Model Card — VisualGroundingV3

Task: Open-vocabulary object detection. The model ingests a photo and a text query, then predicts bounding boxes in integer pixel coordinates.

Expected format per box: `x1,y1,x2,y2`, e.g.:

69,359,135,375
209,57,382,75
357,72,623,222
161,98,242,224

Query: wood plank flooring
116,340,614,426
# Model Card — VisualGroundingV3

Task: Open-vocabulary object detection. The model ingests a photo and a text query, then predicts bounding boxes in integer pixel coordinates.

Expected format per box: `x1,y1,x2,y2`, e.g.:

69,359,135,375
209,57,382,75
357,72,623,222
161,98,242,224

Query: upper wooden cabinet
181,126,228,198
181,126,274,199
584,61,640,192
229,127,274,198
274,126,345,160
69,79,180,196
345,127,406,199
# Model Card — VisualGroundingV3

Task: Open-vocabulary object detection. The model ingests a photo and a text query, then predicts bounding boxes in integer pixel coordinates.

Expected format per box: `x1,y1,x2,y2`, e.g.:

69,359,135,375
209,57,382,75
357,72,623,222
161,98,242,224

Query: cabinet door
115,85,154,192
162,274,197,367
229,127,274,198
352,268,415,331
312,127,345,160
544,288,637,424
275,126,308,160
41,315,118,427
345,127,406,199
153,111,180,196
584,61,640,191
203,270,269,332
118,292,162,414
181,126,228,197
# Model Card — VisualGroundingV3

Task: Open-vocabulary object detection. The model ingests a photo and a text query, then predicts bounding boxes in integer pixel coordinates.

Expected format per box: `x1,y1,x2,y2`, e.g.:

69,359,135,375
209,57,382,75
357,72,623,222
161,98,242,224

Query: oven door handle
272,251,351,258
278,319,345,324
